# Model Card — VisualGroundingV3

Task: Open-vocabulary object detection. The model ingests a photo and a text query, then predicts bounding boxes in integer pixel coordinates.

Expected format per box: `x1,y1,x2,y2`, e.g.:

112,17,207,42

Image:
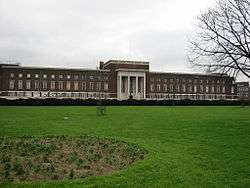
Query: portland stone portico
117,70,146,100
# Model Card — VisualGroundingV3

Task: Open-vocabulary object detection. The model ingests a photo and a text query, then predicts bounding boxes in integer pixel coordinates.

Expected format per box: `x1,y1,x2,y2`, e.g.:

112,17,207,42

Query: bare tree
188,0,250,79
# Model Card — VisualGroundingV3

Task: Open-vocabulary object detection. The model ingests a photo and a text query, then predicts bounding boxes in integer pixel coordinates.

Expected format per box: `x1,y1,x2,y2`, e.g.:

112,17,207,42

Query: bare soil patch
0,135,148,182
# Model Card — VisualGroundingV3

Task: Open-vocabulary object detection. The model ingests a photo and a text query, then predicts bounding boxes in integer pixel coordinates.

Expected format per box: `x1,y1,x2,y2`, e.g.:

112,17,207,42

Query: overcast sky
1,0,219,73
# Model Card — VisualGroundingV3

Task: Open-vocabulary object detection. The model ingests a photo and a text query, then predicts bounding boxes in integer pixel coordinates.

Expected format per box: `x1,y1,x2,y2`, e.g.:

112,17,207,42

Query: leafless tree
188,0,250,79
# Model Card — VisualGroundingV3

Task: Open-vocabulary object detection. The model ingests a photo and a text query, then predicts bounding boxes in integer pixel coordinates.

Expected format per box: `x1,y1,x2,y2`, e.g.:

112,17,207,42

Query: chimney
99,61,104,69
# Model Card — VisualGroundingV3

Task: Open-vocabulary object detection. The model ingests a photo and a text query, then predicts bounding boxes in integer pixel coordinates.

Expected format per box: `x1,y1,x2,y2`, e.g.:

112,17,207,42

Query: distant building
236,82,250,100
0,60,238,100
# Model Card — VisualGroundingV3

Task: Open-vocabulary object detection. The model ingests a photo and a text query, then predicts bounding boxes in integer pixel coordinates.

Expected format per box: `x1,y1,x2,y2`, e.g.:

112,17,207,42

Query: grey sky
1,0,220,73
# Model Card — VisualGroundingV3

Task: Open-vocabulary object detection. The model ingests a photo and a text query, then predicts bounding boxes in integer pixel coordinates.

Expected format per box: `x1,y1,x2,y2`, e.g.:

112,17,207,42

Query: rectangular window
206,86,209,93
59,81,64,90
10,73,14,78
42,81,47,89
170,84,173,92
188,85,192,92
104,83,108,91
217,86,220,93
96,82,101,91
18,73,23,78
176,85,180,92
163,84,168,92
26,80,31,90
27,74,31,78
18,80,23,89
194,85,197,93
34,80,39,89
9,80,15,89
157,84,161,91
51,81,56,90
43,74,47,79
74,75,79,80
200,85,203,92
74,81,79,91
35,74,39,78
90,82,94,90
51,74,55,79
222,86,225,93
150,84,154,92
211,86,215,93
182,84,186,92
82,82,86,91
66,81,71,90
231,86,234,94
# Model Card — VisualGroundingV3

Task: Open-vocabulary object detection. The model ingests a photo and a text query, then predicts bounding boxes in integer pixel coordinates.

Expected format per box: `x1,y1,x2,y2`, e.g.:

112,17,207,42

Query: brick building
236,82,250,100
0,60,237,100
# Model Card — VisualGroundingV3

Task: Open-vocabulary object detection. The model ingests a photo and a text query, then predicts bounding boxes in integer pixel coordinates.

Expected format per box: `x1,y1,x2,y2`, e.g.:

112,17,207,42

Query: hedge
0,98,249,106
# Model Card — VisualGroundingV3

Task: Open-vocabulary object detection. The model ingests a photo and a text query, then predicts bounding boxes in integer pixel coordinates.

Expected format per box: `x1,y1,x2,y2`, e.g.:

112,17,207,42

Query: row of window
150,77,226,84
148,94,229,100
9,73,108,80
150,84,234,94
9,80,109,91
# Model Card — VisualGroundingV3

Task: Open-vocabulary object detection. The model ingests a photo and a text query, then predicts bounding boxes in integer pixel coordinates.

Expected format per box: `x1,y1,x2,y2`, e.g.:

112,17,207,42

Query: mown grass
0,106,249,187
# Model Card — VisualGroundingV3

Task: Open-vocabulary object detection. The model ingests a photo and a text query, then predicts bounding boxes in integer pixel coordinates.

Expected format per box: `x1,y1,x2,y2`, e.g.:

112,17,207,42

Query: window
10,73,14,78
231,86,234,94
182,79,186,82
217,86,220,93
90,76,94,80
206,86,209,93
104,76,108,80
51,74,55,79
200,85,204,92
18,73,23,78
82,82,86,91
59,81,64,90
74,75,79,80
9,80,15,89
176,78,179,83
51,81,56,90
188,85,192,92
170,79,173,83
59,75,63,79
34,80,39,89
82,75,86,80
163,84,168,92
43,74,47,79
157,84,161,91
18,80,23,89
182,84,186,92
222,86,225,93
42,81,47,89
90,82,94,90
217,80,220,84
170,84,173,92
96,82,101,91
211,86,215,93
150,84,154,92
188,79,192,83
176,85,180,92
150,78,154,82
66,81,71,90
27,74,31,78
104,83,109,91
194,85,197,93
74,81,79,91
67,75,71,79
26,80,31,90
35,74,39,78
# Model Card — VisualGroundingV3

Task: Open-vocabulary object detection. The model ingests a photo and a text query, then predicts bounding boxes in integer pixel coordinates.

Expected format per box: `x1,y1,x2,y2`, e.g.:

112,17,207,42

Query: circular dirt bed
0,135,148,182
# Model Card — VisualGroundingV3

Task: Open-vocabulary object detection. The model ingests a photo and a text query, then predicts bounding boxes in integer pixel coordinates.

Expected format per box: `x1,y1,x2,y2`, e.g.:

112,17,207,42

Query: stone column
143,76,146,99
119,75,122,99
127,76,130,97
136,76,138,99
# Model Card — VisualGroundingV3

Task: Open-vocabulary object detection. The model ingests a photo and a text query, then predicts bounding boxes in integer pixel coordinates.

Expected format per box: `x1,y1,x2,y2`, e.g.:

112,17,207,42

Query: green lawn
0,106,250,188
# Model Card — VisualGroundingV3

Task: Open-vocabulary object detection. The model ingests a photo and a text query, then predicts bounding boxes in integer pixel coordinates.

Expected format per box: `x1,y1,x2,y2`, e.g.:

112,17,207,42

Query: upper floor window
26,74,31,78
170,79,173,83
188,79,192,83
59,75,63,79
170,84,174,92
26,80,31,90
104,83,109,91
163,84,168,92
51,81,56,90
18,73,23,78
67,75,71,79
74,75,79,80
58,81,64,90
9,80,15,89
74,81,79,91
104,76,108,80
66,81,71,90
51,74,55,79
34,80,39,89
82,82,86,91
90,76,94,80
10,73,14,78
42,81,47,89
157,78,161,82
150,84,154,92
222,86,225,93
157,84,161,91
182,84,186,92
18,80,23,89
150,78,154,82
35,74,39,78
96,82,101,91
43,74,47,79
194,85,197,93
90,82,94,90
205,86,209,93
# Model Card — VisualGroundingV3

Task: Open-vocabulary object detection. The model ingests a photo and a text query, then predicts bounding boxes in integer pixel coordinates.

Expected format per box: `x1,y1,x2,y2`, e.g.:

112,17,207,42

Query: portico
117,70,146,100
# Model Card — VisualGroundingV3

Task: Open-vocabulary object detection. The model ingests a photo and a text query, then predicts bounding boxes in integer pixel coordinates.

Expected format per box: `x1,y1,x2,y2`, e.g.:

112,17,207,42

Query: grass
0,106,249,187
